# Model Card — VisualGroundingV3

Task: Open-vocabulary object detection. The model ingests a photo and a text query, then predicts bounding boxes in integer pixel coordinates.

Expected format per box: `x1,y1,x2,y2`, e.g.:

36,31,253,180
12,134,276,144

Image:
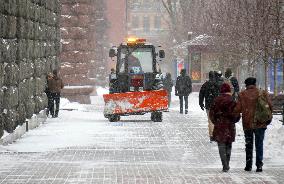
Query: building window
143,16,150,32
132,16,139,29
154,16,161,29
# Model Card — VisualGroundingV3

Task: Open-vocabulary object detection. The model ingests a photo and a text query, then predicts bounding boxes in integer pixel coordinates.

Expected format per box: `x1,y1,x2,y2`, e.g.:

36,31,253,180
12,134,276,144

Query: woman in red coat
209,83,240,172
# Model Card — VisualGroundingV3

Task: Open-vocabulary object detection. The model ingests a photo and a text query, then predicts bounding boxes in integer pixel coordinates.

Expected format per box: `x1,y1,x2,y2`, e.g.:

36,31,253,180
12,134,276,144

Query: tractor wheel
151,112,162,122
108,115,120,122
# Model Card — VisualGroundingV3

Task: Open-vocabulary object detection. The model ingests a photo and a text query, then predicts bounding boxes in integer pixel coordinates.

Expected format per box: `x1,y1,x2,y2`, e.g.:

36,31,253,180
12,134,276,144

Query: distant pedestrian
209,83,240,172
45,73,53,117
199,71,220,142
224,68,239,101
48,70,64,118
163,73,173,107
175,69,192,114
234,77,272,172
214,70,224,92
109,68,117,94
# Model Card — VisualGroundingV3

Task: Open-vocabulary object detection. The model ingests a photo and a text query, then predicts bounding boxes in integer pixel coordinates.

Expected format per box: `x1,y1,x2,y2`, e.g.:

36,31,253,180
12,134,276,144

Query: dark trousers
46,91,51,116
218,143,232,170
244,128,266,168
179,96,188,113
48,92,61,117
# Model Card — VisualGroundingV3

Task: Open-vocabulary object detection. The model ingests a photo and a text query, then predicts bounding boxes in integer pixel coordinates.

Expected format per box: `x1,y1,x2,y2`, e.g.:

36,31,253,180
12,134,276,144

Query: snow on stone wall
0,0,61,137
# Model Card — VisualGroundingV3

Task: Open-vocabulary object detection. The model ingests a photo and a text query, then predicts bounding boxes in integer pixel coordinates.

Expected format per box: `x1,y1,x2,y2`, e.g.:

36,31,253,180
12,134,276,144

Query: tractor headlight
138,87,143,91
130,86,135,91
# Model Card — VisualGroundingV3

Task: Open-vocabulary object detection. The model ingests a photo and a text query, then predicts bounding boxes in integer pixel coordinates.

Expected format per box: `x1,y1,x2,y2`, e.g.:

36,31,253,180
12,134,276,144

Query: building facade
60,0,108,103
126,0,169,45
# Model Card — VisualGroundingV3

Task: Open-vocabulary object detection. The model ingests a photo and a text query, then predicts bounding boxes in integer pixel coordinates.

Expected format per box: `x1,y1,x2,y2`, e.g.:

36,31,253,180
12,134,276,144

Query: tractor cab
109,38,165,93
104,38,167,122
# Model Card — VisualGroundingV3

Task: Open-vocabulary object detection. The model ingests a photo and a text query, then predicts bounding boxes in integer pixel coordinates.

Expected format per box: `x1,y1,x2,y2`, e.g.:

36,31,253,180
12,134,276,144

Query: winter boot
256,166,262,172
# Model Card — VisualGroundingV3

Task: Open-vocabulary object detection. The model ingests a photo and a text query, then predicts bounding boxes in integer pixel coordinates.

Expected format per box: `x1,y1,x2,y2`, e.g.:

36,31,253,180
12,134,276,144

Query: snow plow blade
103,90,168,115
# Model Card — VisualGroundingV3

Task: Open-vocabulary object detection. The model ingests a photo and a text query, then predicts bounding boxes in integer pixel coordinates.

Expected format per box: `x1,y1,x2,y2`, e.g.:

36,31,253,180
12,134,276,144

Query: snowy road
0,92,283,184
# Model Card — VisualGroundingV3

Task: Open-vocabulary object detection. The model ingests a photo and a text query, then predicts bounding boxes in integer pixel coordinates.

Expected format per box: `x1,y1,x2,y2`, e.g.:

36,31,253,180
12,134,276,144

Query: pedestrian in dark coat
210,83,240,172
199,71,220,142
109,68,117,94
224,68,239,101
48,70,64,118
163,73,173,107
234,77,272,172
214,70,224,91
45,73,53,117
175,69,192,114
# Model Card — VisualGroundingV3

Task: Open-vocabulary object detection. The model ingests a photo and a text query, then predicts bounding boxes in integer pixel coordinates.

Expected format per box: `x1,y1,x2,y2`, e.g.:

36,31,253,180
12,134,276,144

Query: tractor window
119,48,153,74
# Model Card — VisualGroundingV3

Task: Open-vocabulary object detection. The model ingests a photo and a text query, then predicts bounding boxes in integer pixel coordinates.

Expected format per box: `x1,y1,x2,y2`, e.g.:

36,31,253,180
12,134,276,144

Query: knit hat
244,77,256,86
220,83,231,93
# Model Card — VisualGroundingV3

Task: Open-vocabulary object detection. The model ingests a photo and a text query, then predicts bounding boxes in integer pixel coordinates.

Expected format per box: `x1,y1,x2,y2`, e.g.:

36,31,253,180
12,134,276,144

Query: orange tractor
103,38,168,122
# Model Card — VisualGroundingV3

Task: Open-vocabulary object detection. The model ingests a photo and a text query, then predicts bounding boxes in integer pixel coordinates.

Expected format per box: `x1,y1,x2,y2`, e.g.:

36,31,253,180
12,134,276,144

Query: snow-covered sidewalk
0,91,283,183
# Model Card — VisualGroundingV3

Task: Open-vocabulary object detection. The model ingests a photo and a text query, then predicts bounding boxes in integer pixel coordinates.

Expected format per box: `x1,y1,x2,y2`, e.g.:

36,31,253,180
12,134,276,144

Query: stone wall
0,0,61,138
60,0,108,104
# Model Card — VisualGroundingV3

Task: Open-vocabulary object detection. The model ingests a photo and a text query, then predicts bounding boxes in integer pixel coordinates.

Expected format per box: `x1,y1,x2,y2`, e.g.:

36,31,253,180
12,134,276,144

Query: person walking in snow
234,77,272,172
199,71,220,142
209,83,240,172
214,70,224,91
48,70,64,118
45,73,53,117
175,69,192,114
163,72,174,107
224,68,239,101
109,68,117,94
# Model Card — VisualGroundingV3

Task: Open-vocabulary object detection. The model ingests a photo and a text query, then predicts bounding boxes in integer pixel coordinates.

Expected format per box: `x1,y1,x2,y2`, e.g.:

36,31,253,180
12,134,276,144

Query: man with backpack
175,69,192,114
224,68,239,101
199,71,220,142
234,77,272,172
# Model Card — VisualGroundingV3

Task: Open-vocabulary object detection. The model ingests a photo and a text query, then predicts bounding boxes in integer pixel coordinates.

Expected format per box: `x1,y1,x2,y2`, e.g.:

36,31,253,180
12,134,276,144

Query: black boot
244,166,252,171
256,166,262,172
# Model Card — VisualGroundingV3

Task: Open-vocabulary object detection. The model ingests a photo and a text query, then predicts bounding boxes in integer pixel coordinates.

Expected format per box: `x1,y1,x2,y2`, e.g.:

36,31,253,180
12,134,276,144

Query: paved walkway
0,95,283,184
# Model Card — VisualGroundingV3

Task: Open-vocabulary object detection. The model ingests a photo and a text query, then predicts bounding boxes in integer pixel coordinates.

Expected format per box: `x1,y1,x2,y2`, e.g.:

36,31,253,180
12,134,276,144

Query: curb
0,110,47,146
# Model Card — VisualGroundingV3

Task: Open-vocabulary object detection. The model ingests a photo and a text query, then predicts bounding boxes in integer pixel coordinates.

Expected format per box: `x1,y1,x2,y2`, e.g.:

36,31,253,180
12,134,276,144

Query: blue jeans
179,96,188,113
244,128,266,167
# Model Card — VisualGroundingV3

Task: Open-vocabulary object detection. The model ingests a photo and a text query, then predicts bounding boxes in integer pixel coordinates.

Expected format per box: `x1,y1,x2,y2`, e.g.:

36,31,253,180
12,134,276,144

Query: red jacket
209,94,240,143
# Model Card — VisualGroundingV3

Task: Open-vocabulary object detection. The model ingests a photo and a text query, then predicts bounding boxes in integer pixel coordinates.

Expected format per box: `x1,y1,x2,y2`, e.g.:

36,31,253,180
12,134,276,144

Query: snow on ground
1,87,283,165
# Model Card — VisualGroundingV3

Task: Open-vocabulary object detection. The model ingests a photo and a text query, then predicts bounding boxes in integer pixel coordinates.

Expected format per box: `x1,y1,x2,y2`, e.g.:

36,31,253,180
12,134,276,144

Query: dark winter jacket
48,76,64,93
209,94,240,143
175,75,192,96
163,74,173,92
234,85,272,130
223,76,240,99
215,75,224,91
199,80,220,110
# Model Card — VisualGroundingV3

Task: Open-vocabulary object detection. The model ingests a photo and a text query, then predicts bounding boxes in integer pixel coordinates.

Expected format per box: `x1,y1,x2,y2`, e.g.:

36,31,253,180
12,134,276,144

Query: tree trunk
274,61,278,96
264,62,268,91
